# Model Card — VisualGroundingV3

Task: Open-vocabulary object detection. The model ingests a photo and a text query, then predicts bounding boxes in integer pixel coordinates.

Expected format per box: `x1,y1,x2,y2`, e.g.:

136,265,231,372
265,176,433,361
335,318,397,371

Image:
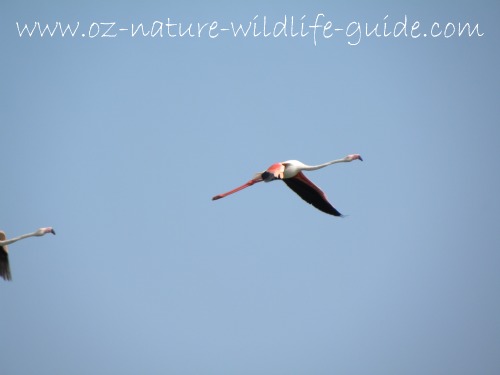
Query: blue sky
1,1,499,374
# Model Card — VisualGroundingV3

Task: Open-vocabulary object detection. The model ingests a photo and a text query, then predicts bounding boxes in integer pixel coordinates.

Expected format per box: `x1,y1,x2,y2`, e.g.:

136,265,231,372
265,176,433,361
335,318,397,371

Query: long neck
0,232,37,247
301,158,348,171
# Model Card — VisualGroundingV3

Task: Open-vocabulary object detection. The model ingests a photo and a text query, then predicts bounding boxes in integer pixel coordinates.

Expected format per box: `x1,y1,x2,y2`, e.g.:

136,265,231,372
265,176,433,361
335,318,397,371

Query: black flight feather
283,177,342,216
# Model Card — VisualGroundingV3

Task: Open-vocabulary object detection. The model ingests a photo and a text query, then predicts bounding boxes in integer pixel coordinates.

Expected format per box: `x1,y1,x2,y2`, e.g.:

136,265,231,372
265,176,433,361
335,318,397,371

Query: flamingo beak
359,155,363,161
51,229,56,235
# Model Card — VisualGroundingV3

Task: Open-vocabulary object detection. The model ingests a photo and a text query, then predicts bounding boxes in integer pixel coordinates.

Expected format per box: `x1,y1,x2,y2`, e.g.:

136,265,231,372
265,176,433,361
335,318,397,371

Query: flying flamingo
0,227,56,281
212,154,363,216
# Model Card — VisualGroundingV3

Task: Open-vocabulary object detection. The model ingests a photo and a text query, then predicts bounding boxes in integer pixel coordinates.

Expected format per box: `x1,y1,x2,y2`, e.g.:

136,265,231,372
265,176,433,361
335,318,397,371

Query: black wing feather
0,247,12,281
283,178,342,216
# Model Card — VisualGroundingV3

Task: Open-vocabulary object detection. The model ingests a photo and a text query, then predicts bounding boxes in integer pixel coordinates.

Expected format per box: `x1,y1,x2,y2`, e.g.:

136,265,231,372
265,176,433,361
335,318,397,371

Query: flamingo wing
0,231,12,281
0,248,11,281
283,172,343,216
261,163,285,181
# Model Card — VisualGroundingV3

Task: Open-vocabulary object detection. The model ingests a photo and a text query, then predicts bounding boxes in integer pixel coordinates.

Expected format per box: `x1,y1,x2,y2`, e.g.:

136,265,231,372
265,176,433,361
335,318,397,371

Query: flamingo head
346,154,363,162
36,227,56,236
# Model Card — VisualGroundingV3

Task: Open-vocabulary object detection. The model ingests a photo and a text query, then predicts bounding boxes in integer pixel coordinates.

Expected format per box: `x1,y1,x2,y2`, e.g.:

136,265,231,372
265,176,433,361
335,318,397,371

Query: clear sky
1,1,499,374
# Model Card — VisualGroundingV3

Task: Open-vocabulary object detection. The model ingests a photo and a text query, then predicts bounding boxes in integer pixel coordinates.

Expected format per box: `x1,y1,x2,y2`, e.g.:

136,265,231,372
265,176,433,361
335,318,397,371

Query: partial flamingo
0,227,56,281
212,154,363,216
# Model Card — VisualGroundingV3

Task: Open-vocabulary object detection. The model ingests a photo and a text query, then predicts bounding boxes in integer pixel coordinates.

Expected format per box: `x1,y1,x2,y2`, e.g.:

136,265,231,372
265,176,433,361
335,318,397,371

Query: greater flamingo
0,227,56,281
212,154,363,216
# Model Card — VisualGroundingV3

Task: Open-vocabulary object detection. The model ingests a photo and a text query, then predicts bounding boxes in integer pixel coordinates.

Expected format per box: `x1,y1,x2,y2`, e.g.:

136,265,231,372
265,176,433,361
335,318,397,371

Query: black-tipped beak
51,229,56,235
359,156,363,161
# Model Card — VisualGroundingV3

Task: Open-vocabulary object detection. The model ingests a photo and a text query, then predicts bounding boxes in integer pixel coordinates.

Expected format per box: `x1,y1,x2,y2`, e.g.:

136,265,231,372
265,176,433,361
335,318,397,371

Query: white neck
301,157,350,171
0,232,38,247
